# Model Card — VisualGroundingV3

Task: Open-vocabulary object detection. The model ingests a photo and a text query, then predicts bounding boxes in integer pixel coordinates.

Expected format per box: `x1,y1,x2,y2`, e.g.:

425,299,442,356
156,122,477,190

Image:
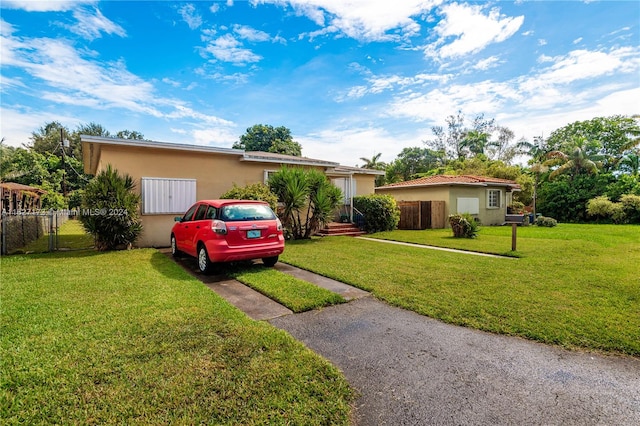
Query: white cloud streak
1,22,234,130
1,0,96,12
69,7,127,40
257,0,442,42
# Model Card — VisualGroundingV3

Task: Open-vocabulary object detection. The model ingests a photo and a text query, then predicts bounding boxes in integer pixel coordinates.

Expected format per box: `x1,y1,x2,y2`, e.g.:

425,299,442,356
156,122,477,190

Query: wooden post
511,222,517,251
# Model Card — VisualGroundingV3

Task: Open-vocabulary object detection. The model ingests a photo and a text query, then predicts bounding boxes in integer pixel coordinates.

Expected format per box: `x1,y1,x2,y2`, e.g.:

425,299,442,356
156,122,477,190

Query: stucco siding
90,144,378,247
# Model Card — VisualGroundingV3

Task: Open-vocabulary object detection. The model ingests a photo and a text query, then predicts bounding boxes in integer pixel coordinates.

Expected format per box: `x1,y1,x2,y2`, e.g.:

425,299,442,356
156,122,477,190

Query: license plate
247,230,261,239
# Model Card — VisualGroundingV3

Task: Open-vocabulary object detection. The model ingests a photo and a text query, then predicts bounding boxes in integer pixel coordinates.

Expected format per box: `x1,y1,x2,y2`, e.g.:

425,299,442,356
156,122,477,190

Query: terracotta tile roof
378,174,521,190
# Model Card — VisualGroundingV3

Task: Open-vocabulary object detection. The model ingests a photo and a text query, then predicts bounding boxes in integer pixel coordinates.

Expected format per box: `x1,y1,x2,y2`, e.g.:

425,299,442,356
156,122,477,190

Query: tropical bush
448,213,479,238
620,194,640,224
587,194,640,224
80,165,142,250
535,216,558,227
353,194,400,233
268,166,342,239
220,183,278,211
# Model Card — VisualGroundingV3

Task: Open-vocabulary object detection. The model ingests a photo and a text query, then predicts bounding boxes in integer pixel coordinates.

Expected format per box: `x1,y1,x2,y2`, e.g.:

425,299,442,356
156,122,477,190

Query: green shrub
586,196,616,221
535,216,558,227
220,183,278,211
353,194,400,233
80,165,142,251
448,213,479,238
620,194,640,224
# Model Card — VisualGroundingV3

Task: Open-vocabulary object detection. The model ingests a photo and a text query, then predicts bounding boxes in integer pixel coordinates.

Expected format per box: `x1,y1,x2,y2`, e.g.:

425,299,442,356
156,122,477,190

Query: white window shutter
141,177,196,214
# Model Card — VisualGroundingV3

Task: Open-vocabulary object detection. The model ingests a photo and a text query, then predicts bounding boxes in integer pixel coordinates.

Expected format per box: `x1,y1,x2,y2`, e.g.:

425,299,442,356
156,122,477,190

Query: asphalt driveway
166,250,640,425
270,297,640,425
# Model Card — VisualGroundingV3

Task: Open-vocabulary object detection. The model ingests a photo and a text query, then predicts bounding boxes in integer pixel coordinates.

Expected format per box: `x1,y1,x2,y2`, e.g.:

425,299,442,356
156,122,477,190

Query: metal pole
511,222,517,251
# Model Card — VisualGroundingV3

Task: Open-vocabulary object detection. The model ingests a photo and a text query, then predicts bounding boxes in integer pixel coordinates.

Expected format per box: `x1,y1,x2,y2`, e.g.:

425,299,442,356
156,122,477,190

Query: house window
487,189,501,209
141,177,196,214
263,170,278,184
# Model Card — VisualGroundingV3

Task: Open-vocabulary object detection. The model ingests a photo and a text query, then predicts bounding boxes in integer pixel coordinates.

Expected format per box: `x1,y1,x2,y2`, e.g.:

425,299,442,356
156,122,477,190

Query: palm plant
268,166,342,239
544,137,601,180
80,165,142,250
619,149,640,176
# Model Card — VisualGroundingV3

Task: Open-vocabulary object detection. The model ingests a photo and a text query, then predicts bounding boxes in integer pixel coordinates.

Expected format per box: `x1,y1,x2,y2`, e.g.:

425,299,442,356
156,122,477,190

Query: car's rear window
220,204,276,221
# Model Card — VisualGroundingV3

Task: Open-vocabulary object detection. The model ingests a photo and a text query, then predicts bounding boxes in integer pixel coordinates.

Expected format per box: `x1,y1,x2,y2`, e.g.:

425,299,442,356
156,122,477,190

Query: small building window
487,189,501,209
141,177,196,214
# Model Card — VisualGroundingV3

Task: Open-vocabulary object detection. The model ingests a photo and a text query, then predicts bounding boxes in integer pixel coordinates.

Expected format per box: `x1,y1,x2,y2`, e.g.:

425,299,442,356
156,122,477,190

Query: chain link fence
0,210,71,254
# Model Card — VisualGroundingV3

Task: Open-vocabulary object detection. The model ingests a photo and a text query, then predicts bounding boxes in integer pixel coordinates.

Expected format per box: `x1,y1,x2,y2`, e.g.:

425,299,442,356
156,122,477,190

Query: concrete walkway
357,236,514,258
165,251,640,424
270,297,640,425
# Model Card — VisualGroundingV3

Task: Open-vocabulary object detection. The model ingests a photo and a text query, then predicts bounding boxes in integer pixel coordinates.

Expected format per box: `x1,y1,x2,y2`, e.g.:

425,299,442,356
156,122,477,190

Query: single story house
81,135,383,247
375,175,521,227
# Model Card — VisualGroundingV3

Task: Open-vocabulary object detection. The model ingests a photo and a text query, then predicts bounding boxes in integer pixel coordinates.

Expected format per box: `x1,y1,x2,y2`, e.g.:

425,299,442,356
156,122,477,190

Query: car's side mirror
174,216,183,222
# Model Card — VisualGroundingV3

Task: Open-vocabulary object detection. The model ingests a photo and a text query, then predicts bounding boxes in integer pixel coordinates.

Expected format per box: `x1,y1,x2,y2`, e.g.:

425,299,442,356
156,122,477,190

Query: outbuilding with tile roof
376,175,521,227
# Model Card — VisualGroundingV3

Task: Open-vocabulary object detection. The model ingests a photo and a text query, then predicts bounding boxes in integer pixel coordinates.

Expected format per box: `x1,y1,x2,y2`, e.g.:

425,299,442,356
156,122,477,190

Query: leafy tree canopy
233,124,302,156
545,115,640,172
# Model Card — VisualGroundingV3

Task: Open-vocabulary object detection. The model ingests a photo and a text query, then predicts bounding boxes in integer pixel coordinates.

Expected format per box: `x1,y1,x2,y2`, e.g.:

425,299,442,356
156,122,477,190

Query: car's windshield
220,204,276,221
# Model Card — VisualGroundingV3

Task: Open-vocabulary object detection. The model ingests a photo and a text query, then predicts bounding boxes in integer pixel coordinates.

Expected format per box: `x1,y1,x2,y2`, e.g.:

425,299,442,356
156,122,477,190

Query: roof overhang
377,181,521,191
241,151,339,168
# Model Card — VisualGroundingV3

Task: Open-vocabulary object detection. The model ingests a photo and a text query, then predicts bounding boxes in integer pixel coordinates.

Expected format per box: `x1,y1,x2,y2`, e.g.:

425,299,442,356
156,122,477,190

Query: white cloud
1,0,95,12
258,0,441,42
1,29,233,128
523,47,639,89
178,3,203,30
69,7,126,40
472,56,500,71
299,126,424,166
233,24,271,42
192,127,240,147
573,37,583,44
204,34,262,64
162,78,181,87
337,69,451,101
537,39,547,46
425,3,524,60
0,107,79,147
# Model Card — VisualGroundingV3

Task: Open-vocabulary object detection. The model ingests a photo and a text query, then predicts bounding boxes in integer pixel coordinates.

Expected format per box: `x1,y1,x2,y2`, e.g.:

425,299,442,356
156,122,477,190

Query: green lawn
13,219,94,253
281,224,640,356
230,266,345,312
0,249,353,424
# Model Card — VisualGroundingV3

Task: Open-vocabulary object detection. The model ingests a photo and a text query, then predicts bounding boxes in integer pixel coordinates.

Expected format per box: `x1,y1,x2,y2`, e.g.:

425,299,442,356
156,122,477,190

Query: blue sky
1,0,639,167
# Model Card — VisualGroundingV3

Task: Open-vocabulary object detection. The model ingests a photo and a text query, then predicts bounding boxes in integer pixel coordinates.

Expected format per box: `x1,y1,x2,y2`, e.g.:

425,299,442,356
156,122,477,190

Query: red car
171,200,285,273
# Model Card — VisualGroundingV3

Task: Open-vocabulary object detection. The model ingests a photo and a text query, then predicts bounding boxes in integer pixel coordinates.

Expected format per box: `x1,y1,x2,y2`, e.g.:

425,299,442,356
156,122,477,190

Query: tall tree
233,124,302,156
115,130,145,140
545,116,640,172
426,111,495,160
386,147,444,182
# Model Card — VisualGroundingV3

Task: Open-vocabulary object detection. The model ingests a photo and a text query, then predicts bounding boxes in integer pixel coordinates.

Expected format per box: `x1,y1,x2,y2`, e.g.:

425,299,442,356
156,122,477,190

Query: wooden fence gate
397,201,446,230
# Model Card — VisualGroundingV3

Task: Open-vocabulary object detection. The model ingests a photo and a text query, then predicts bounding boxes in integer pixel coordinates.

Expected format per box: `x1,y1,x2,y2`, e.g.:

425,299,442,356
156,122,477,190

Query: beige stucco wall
93,144,378,247
376,185,508,227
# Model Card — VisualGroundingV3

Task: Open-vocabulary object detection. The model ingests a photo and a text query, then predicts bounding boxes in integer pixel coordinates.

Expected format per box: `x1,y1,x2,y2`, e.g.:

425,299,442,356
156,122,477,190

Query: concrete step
316,222,365,237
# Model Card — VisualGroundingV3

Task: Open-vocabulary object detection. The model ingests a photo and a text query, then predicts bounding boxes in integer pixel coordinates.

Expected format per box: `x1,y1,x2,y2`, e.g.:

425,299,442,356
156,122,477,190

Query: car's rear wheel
262,256,278,267
170,234,181,257
197,245,213,274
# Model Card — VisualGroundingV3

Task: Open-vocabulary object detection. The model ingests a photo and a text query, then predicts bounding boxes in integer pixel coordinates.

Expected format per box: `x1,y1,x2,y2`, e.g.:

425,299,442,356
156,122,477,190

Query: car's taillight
212,220,227,235
276,218,283,231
